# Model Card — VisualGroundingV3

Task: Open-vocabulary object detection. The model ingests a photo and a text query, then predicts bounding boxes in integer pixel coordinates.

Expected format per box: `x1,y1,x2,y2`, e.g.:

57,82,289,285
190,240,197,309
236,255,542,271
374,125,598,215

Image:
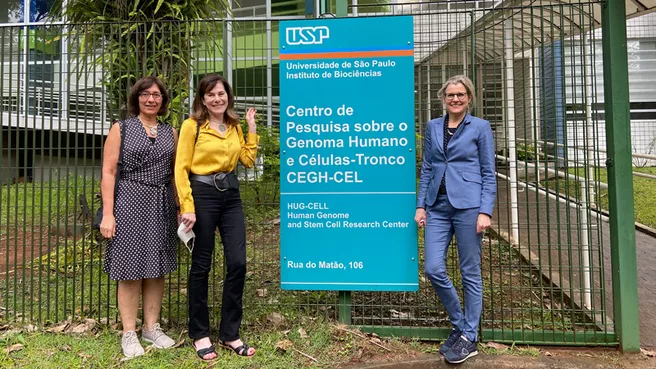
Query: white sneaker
142,323,175,349
122,330,145,358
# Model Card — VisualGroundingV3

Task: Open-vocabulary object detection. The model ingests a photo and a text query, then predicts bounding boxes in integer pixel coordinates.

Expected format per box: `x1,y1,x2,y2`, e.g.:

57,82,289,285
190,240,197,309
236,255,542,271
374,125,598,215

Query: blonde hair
437,75,476,111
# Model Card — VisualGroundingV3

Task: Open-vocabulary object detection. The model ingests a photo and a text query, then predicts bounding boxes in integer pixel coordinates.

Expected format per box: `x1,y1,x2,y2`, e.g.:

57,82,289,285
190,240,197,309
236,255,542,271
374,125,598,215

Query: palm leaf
63,0,229,123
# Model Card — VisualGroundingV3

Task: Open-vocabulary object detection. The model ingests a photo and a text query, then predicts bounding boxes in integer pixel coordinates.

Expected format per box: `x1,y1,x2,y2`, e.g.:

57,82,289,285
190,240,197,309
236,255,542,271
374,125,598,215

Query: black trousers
188,182,246,341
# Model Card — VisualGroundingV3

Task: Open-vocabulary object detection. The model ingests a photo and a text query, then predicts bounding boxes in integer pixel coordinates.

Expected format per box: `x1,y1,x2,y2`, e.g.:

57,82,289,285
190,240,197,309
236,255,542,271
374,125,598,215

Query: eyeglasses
139,92,163,100
444,93,468,100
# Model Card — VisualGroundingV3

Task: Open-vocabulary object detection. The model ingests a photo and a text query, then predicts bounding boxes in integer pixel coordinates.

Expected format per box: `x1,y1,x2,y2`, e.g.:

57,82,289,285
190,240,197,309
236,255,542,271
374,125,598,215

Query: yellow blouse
175,117,259,213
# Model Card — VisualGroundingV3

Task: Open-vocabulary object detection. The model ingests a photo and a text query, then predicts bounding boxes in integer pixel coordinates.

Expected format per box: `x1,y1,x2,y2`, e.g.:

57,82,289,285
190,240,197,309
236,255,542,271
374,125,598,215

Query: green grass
563,167,656,228
0,239,112,324
0,173,100,234
0,318,426,369
0,321,557,369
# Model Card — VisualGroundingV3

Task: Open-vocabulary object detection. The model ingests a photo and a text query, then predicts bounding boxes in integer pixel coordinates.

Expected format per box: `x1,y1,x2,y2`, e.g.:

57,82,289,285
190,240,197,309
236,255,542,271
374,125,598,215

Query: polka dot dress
104,117,178,281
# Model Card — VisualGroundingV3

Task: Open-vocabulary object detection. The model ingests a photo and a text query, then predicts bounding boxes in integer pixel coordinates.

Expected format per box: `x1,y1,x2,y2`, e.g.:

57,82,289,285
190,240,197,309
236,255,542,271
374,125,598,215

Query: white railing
513,137,656,180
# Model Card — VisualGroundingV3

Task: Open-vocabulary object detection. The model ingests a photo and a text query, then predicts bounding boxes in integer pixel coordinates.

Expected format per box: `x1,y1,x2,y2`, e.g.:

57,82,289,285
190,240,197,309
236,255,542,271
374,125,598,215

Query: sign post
279,16,417,295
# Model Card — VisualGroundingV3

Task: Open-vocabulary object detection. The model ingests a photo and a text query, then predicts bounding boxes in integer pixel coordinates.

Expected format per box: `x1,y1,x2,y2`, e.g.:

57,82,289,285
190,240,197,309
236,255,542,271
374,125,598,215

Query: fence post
338,290,352,325
470,10,476,116
336,0,352,325
601,0,640,353
504,18,520,245
266,0,272,127
224,0,233,85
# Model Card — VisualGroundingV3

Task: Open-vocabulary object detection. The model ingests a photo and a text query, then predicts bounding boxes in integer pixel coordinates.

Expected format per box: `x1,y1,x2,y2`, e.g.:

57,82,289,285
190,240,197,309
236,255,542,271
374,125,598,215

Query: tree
61,0,229,123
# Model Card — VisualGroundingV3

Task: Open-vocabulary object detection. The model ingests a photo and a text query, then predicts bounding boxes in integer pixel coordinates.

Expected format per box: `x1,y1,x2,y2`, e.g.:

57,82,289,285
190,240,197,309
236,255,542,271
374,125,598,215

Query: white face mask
177,223,196,253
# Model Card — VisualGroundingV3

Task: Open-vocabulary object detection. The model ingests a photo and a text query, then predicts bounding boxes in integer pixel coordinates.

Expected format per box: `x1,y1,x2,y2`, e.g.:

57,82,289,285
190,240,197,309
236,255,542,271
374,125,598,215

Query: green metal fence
362,0,616,346
0,0,646,349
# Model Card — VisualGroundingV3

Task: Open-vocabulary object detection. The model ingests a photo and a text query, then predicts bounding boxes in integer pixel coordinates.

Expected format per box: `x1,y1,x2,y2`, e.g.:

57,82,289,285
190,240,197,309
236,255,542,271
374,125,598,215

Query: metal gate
349,0,615,346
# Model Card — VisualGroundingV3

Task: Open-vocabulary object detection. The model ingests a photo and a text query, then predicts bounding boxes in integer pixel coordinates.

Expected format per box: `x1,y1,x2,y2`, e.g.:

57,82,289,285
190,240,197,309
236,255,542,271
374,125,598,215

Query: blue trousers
424,194,483,342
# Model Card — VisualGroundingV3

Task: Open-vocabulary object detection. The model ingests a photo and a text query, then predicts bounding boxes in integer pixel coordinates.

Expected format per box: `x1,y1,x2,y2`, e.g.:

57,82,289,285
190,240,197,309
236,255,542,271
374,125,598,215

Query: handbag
92,121,125,230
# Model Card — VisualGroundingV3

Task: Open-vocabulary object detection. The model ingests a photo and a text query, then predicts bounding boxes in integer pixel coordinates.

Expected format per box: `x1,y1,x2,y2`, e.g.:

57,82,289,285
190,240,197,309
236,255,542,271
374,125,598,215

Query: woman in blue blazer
415,75,496,364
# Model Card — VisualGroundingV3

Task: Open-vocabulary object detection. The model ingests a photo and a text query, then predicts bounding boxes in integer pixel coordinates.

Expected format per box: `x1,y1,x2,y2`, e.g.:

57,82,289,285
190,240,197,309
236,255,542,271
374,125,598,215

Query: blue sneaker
443,335,478,364
438,329,462,355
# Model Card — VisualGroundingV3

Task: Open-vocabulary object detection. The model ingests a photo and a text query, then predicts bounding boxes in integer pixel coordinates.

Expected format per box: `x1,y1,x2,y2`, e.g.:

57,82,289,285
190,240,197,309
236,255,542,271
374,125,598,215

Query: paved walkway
493,176,656,348
343,350,654,369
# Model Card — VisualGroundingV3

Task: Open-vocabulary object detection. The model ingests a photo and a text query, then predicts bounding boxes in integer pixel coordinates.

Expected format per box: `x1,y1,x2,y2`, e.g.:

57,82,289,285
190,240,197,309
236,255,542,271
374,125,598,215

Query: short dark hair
191,73,240,126
128,76,170,116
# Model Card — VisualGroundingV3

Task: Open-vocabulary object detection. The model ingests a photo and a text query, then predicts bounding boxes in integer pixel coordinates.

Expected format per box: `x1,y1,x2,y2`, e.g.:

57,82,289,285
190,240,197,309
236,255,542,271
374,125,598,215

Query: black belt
190,172,239,192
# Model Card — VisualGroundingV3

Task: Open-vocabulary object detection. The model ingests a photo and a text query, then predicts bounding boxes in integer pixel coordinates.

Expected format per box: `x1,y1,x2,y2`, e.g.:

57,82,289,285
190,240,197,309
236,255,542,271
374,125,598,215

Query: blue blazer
417,113,497,216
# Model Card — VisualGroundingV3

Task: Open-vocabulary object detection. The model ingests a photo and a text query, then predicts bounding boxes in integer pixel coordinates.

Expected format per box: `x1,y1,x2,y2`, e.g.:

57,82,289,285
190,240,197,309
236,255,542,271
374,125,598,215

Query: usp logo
286,26,330,45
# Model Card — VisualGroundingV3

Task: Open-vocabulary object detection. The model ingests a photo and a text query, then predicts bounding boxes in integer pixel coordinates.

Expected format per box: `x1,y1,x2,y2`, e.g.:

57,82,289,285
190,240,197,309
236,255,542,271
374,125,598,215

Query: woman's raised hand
246,108,257,133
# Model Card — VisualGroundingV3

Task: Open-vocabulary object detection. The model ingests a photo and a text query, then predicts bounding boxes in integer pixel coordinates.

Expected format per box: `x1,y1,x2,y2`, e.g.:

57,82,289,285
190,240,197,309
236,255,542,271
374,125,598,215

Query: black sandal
218,339,255,357
192,340,218,361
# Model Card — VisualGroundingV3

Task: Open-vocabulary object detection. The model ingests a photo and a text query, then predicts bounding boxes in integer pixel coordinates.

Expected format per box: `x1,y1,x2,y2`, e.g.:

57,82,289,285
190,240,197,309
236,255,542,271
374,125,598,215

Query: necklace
139,115,158,136
142,123,157,136
213,121,227,134
445,114,464,136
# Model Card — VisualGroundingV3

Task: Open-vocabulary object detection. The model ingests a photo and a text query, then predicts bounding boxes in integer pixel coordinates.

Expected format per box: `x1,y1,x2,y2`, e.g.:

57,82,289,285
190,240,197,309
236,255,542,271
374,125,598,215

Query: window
19,0,59,23
1,0,22,23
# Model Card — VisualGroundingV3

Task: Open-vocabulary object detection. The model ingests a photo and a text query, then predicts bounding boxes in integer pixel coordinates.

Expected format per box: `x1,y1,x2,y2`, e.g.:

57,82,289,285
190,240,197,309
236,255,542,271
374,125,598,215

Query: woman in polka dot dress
99,76,179,358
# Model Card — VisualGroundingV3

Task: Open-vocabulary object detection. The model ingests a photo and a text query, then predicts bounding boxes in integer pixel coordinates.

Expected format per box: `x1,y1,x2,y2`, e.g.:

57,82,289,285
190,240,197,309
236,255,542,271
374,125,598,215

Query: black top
438,115,462,194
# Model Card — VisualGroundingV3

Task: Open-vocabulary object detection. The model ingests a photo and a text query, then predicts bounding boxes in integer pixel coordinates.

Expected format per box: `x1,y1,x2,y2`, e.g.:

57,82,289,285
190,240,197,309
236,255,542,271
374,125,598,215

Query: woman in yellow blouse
175,73,258,360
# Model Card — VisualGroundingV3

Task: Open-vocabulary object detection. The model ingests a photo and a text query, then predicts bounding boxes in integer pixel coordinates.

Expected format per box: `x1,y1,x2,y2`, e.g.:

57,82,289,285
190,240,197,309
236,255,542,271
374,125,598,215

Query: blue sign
279,16,417,291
